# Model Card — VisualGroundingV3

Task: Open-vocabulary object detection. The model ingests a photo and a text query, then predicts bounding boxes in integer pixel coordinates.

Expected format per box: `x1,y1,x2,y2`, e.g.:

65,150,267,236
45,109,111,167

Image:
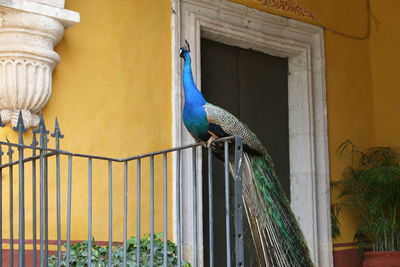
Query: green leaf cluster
48,234,191,267
333,140,400,252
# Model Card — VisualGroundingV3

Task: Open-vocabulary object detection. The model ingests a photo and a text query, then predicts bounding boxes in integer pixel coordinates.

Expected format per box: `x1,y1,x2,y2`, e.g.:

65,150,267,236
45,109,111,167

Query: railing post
87,158,93,267
224,141,231,267
34,115,49,267
14,111,27,267
191,147,198,267
163,153,168,267
234,136,244,267
0,114,4,266
7,137,14,267
122,161,128,267
150,156,155,267
176,150,182,267
65,155,73,267
136,158,141,266
207,147,214,267
51,118,64,267
31,128,38,267
107,160,113,267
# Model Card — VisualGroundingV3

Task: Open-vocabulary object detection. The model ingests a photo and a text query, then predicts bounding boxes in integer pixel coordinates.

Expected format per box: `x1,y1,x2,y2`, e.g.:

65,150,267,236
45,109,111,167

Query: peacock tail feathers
242,153,314,267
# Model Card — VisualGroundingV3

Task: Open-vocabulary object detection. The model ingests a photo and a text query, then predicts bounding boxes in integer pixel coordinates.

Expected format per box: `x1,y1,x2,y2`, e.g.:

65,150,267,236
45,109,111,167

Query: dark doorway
201,38,289,266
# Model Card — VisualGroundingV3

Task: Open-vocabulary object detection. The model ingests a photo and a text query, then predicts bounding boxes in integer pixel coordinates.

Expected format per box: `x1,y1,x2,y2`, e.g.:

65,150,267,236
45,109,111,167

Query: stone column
0,0,79,128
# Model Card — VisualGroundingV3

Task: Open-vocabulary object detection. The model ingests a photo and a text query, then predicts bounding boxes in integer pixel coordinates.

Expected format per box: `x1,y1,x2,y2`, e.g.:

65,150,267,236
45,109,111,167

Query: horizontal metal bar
0,152,57,169
121,142,202,161
0,136,238,164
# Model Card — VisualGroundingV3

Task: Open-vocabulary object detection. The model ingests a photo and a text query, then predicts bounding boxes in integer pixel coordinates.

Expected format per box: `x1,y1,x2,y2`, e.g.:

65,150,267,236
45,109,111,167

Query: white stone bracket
0,0,79,128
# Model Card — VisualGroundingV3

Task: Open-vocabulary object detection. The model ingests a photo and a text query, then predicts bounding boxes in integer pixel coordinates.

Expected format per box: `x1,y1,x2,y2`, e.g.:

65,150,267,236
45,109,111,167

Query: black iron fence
0,112,244,267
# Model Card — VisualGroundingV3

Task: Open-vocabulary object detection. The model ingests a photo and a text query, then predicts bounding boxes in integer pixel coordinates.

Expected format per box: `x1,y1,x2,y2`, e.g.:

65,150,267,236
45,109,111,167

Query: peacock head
179,40,191,61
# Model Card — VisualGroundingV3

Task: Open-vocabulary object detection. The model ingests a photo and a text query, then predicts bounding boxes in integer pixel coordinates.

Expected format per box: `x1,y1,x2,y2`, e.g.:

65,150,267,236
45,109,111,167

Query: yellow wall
325,30,375,245
55,0,173,242
0,0,173,244
370,0,400,146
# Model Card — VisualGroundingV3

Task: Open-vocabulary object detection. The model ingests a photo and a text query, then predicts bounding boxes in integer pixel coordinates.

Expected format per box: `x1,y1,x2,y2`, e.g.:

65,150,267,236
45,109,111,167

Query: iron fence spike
34,114,46,134
51,118,64,139
38,114,45,130
13,110,27,133
34,114,49,147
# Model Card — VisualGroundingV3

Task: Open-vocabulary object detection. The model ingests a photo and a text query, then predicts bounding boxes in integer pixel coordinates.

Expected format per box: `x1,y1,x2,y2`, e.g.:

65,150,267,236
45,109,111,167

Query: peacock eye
179,48,183,54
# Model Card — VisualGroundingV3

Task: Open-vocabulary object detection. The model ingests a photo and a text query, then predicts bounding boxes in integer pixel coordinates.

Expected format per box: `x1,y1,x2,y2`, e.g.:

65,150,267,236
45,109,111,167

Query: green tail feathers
244,154,314,267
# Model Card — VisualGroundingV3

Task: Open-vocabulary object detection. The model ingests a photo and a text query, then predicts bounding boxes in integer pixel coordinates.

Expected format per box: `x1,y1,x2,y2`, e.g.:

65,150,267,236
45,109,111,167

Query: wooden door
201,38,289,266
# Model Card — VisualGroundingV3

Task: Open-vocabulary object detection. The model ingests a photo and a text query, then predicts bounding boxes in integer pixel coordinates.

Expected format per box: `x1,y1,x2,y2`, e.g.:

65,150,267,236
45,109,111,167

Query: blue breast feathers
181,49,210,141
182,103,210,141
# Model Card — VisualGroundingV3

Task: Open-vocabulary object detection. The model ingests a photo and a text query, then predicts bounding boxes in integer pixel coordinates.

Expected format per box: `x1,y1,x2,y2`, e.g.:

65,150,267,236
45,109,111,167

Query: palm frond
334,141,400,251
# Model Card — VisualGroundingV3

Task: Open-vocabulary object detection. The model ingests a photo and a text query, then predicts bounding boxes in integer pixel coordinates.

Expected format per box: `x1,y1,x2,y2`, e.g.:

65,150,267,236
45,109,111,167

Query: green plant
331,203,342,239
332,140,400,252
48,233,191,267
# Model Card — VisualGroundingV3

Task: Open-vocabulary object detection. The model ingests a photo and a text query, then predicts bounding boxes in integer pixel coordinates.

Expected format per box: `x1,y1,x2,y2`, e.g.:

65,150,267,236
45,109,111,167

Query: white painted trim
171,0,332,266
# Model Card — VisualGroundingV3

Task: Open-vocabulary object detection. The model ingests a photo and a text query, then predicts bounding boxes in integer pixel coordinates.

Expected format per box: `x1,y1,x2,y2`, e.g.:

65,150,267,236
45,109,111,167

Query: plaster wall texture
0,0,173,244
370,0,400,147
52,0,173,242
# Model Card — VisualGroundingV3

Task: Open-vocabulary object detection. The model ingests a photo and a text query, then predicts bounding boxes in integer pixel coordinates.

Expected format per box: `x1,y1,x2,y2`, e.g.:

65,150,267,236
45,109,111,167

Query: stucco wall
55,0,173,242
0,0,173,247
370,0,400,146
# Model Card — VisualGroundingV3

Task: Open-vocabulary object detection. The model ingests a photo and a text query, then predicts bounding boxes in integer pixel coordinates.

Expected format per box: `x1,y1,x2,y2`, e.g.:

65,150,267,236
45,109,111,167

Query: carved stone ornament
0,0,79,128
258,0,317,21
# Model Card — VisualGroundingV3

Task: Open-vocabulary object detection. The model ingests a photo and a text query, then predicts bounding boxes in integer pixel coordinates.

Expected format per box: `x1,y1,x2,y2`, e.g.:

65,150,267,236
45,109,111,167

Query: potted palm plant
333,140,400,267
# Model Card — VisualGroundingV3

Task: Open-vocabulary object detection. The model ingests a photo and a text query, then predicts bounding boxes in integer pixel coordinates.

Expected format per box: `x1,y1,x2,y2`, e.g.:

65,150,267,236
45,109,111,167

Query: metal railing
0,112,244,267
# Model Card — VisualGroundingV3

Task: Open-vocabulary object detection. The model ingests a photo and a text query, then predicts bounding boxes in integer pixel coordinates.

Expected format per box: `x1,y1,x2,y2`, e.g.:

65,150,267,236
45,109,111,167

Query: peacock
179,41,314,267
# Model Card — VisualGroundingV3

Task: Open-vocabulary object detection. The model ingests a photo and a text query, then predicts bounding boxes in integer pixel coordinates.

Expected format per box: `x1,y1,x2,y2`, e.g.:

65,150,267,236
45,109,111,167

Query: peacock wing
203,103,267,155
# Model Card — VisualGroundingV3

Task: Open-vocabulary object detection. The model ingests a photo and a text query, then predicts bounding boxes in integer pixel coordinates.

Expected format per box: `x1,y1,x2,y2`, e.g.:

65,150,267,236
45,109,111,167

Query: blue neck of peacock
182,54,206,107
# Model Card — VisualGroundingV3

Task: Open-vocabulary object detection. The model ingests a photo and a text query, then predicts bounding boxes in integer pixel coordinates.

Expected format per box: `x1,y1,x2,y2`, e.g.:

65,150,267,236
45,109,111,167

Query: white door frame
172,0,332,266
